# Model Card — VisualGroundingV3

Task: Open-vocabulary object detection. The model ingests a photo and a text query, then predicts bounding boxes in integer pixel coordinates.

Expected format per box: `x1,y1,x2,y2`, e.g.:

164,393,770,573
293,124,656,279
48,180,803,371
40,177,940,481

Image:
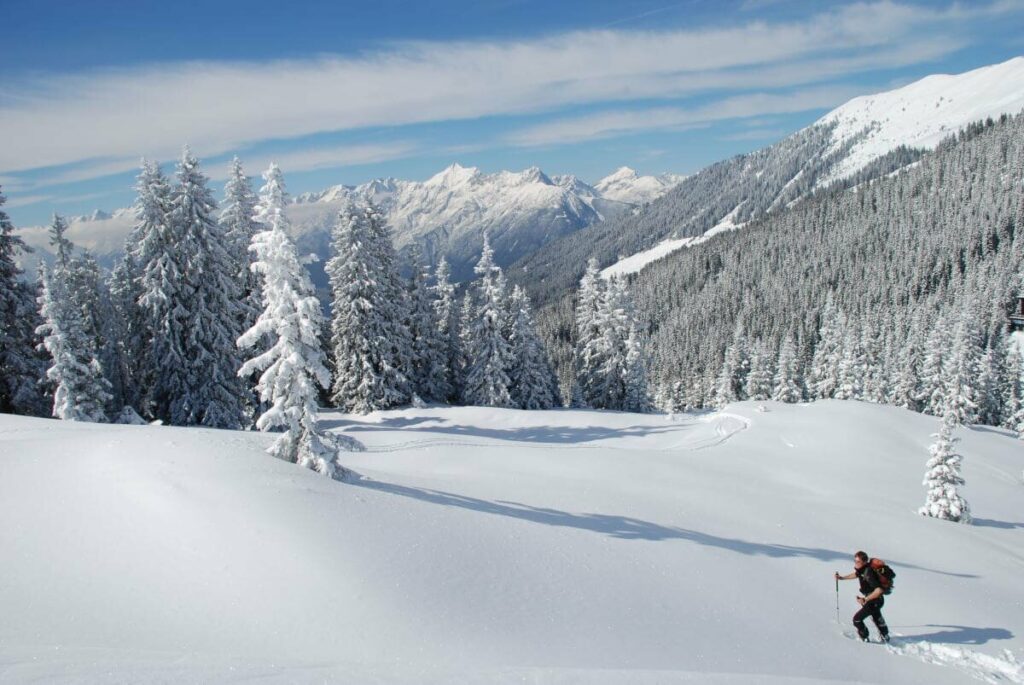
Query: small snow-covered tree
238,164,342,478
919,409,971,523
36,215,111,421
462,234,514,407
772,333,802,403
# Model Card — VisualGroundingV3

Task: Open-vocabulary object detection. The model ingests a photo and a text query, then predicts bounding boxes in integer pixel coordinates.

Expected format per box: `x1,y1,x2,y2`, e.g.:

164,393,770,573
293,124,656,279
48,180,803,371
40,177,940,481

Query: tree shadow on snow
971,518,1024,529
896,624,1014,645
322,417,683,444
349,476,976,581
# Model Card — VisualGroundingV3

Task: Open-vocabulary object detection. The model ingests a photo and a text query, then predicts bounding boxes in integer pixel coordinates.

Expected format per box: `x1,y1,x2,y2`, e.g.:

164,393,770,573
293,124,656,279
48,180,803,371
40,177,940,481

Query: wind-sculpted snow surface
0,401,1022,683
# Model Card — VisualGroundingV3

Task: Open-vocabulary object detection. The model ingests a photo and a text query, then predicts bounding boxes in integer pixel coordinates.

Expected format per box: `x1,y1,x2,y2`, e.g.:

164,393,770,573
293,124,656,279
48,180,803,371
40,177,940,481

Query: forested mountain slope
633,113,1023,416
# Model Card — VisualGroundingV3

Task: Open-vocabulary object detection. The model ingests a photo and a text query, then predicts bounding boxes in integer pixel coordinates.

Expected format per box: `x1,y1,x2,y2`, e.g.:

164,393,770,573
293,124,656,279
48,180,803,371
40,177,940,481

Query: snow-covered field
1,401,1022,684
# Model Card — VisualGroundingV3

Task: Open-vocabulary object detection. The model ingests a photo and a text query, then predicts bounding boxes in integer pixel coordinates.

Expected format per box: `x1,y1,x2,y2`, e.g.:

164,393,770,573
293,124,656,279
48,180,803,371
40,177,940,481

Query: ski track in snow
889,640,1024,684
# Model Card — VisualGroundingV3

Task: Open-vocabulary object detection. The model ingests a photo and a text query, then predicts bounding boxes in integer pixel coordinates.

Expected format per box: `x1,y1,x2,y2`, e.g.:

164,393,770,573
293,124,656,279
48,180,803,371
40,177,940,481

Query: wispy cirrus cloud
0,0,1018,183
506,85,865,146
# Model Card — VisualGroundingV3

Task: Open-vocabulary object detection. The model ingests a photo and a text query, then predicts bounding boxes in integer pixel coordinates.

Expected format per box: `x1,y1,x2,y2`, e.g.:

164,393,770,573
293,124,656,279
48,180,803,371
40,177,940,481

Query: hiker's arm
835,571,856,580
861,587,883,602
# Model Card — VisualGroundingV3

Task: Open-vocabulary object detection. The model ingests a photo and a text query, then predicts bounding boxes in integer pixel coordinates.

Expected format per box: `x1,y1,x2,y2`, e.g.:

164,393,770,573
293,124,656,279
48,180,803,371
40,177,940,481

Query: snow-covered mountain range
515,56,1024,298
16,165,683,282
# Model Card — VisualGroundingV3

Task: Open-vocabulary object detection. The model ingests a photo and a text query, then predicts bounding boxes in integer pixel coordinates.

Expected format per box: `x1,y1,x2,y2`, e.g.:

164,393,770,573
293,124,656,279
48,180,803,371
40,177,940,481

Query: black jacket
856,565,883,596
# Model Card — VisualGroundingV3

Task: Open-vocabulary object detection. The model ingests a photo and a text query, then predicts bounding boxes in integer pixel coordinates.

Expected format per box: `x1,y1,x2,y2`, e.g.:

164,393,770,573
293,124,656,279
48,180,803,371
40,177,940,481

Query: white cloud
207,141,422,181
0,1,1016,178
506,85,865,146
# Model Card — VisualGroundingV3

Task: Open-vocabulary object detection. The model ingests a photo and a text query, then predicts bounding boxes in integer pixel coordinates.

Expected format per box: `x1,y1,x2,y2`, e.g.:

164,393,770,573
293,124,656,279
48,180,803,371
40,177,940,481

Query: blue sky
2,0,1023,226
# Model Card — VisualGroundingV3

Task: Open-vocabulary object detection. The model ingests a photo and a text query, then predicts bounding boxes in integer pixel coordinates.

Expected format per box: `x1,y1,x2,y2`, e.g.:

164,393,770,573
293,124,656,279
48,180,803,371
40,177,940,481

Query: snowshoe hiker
835,551,890,643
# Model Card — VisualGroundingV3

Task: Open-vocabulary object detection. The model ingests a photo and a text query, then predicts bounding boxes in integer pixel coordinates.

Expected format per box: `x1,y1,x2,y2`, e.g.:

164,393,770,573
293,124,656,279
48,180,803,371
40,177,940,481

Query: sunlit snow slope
817,56,1024,185
0,402,1022,684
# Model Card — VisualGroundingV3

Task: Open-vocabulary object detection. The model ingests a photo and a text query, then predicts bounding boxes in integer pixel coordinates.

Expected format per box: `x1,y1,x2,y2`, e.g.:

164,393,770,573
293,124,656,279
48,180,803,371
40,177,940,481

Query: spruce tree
221,157,262,334
573,258,605,407
405,244,448,402
508,285,559,409
136,160,188,422
239,164,342,477
168,147,250,428
622,324,650,413
36,215,111,422
328,202,409,413
432,257,460,402
919,409,971,523
772,333,803,403
0,186,45,414
463,234,514,407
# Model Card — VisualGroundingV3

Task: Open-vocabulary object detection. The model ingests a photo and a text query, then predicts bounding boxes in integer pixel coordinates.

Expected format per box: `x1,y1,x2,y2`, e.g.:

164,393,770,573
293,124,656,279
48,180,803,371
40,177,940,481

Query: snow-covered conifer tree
109,160,170,414
920,314,951,416
220,157,262,333
134,160,186,421
456,290,474,402
919,409,971,523
772,333,802,403
833,326,863,401
573,258,606,407
809,298,844,399
744,338,774,401
0,186,45,414
894,312,925,411
432,257,460,402
463,234,514,407
36,215,110,422
715,320,749,406
166,147,249,428
405,244,448,402
238,164,342,477
943,310,982,425
622,323,650,413
508,285,559,409
328,202,409,413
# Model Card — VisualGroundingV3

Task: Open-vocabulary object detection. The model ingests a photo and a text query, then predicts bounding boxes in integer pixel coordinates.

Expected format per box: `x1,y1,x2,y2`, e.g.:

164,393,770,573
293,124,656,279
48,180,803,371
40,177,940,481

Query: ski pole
834,574,840,625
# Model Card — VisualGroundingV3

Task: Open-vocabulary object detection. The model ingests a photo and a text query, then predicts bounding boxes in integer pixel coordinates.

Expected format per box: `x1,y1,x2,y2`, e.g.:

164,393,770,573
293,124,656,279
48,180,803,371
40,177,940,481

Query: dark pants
853,598,888,639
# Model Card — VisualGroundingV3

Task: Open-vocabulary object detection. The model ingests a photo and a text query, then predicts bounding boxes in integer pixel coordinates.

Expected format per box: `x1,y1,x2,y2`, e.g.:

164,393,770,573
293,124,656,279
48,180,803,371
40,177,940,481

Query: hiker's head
854,551,868,567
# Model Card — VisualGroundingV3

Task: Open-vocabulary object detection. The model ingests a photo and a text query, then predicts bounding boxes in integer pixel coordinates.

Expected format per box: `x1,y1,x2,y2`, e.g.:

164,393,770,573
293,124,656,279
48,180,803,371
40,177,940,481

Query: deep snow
0,401,1021,684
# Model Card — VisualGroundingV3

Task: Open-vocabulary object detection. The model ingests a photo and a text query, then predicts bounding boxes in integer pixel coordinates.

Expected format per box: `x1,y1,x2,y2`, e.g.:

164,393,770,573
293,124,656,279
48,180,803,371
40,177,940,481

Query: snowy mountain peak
599,166,638,183
593,166,683,205
817,55,1024,184
426,162,481,188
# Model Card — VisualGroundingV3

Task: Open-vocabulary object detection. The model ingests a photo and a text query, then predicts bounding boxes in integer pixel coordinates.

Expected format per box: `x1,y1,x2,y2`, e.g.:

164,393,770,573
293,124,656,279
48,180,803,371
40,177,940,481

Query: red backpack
870,558,896,594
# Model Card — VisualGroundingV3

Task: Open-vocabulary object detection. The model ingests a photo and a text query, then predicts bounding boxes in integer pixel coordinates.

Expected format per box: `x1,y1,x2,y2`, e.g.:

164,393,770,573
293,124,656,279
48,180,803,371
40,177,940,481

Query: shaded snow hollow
0,401,1022,684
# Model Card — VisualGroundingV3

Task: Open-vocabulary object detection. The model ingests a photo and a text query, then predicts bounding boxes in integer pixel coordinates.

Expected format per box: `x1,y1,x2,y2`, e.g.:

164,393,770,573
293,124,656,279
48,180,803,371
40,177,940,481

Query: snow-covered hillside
15,164,683,282
817,56,1024,186
588,57,1024,285
2,401,1021,683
